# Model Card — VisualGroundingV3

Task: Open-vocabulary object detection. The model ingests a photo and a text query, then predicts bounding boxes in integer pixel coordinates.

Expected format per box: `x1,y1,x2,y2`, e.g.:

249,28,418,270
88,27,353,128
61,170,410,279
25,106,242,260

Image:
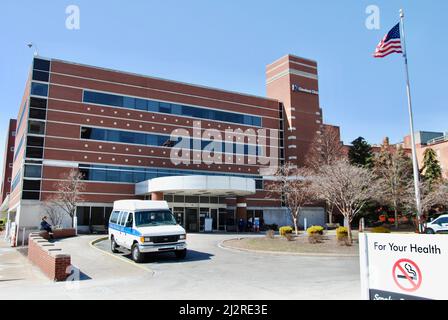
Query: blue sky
0,0,447,161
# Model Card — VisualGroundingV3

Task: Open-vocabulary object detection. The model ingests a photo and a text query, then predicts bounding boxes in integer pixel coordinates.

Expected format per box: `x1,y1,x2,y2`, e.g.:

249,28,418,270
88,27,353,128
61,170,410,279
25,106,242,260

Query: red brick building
3,54,339,239
1,119,17,207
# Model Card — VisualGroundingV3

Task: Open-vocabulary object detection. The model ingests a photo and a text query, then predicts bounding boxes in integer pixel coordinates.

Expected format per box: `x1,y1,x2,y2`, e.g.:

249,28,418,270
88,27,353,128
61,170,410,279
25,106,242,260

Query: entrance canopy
135,175,256,197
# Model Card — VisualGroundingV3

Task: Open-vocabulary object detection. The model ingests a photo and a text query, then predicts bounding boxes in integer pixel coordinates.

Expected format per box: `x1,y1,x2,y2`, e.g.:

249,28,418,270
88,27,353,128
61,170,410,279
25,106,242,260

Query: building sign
291,84,319,95
359,233,448,300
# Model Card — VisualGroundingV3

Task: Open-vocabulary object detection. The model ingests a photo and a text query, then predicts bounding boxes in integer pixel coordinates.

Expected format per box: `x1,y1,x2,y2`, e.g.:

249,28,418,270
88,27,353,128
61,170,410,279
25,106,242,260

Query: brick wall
27,233,71,281
39,228,76,240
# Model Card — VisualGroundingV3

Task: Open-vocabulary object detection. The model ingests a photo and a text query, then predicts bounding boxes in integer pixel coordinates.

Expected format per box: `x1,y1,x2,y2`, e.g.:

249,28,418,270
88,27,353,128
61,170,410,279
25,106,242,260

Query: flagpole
399,9,423,231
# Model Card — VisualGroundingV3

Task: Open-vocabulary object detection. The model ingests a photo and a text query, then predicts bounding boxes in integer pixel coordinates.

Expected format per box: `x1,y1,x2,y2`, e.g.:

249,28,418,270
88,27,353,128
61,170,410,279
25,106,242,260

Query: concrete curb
88,237,155,274
218,238,359,258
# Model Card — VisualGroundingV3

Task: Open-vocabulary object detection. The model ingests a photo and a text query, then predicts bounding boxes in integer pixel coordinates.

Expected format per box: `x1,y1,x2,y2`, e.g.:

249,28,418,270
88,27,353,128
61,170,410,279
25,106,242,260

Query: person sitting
40,216,54,239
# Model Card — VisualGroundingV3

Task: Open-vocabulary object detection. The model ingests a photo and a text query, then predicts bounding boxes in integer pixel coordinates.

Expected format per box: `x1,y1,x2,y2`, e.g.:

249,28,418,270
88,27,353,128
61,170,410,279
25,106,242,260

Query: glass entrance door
199,208,210,232
211,209,218,231
173,207,185,228
186,208,198,232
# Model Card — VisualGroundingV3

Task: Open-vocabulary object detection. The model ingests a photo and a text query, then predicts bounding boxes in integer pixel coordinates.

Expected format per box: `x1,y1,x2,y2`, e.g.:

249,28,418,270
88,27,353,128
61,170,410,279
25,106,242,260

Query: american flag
373,23,403,58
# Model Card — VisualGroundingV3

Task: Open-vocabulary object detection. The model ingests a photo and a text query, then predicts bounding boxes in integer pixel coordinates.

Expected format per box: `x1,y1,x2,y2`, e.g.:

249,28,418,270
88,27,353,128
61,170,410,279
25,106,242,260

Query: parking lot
0,233,360,299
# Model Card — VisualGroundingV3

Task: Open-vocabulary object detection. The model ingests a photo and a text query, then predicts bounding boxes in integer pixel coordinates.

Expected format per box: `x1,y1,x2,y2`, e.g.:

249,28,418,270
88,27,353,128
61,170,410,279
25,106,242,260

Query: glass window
119,212,128,226
134,170,146,183
159,102,171,114
134,210,176,227
30,82,48,97
123,97,136,109
23,179,41,191
91,207,105,225
33,58,50,71
26,136,44,147
185,196,199,203
28,121,45,135
120,169,134,183
32,70,49,82
135,98,147,111
83,91,123,107
30,97,47,109
106,169,120,182
147,100,159,112
76,207,91,226
29,108,46,120
110,211,120,224
26,147,43,159
22,191,40,200
90,168,107,181
255,179,264,190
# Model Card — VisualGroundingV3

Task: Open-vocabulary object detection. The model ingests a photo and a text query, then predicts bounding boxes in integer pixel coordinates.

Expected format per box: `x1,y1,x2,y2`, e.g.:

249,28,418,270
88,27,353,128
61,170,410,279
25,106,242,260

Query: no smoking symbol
392,259,422,292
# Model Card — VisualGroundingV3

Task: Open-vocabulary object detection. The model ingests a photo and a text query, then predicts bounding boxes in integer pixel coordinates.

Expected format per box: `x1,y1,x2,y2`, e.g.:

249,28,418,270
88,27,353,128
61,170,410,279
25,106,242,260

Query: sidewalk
0,236,48,285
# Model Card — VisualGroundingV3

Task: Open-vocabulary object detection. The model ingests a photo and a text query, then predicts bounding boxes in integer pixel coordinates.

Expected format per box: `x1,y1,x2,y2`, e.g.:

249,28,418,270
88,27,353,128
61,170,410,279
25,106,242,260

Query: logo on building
291,84,319,95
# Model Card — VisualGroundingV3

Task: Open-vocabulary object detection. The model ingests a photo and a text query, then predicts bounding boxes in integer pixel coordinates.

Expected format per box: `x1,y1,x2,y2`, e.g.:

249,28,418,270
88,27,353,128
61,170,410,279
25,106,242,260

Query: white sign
291,84,319,95
359,233,448,300
204,218,213,232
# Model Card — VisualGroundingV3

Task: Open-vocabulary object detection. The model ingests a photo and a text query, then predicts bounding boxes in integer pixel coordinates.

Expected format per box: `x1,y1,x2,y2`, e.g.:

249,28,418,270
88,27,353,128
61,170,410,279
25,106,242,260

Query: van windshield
134,210,177,227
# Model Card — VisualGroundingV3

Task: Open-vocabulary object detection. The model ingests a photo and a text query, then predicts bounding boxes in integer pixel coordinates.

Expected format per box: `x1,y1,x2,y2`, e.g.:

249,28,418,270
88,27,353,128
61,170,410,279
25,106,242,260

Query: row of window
78,163,263,189
80,126,264,156
11,170,21,192
83,90,262,127
163,195,228,204
13,136,24,161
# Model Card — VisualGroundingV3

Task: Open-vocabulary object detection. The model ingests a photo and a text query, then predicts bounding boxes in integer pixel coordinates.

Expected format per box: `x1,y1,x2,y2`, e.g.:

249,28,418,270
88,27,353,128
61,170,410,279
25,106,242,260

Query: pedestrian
40,216,54,239
238,218,245,233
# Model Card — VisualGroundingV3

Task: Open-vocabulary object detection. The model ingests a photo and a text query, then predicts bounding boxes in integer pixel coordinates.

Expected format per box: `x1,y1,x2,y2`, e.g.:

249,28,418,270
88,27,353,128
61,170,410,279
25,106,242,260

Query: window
26,147,43,159
30,97,47,109
119,212,128,226
22,191,40,200
28,121,45,135
91,207,105,225
32,70,49,82
76,207,91,226
33,58,50,72
26,136,44,147
11,170,21,192
255,179,263,190
24,165,42,178
30,82,48,97
82,90,262,127
110,211,120,224
12,131,16,137
23,179,41,191
29,108,47,120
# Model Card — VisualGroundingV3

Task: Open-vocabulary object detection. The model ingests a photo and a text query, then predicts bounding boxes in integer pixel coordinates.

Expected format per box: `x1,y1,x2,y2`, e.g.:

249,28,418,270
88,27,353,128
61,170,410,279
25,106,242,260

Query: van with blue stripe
109,200,187,263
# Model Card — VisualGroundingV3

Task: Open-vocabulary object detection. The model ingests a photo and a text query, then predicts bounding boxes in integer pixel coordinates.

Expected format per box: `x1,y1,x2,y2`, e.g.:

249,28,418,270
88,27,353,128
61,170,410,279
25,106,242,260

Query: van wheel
175,249,187,259
111,237,119,253
131,243,144,263
425,228,435,234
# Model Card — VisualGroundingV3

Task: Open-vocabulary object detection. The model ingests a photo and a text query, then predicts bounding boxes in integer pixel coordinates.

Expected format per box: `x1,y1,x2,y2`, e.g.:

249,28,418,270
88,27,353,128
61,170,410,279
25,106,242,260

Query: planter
39,228,76,240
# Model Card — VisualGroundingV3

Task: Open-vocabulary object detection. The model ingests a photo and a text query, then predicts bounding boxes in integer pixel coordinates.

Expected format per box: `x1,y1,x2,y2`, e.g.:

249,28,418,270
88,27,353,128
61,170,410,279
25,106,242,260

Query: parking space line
88,237,155,274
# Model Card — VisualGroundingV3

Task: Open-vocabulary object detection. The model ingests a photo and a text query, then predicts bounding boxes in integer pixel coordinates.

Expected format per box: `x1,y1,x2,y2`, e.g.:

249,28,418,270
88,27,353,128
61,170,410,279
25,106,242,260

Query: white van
108,200,187,263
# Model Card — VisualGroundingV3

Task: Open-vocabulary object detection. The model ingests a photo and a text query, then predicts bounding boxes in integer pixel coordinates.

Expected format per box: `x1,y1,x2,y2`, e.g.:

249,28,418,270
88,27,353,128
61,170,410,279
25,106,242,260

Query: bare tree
306,125,345,224
45,169,85,228
311,160,379,243
373,146,413,229
306,125,345,170
43,202,65,228
266,163,314,235
403,180,448,230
